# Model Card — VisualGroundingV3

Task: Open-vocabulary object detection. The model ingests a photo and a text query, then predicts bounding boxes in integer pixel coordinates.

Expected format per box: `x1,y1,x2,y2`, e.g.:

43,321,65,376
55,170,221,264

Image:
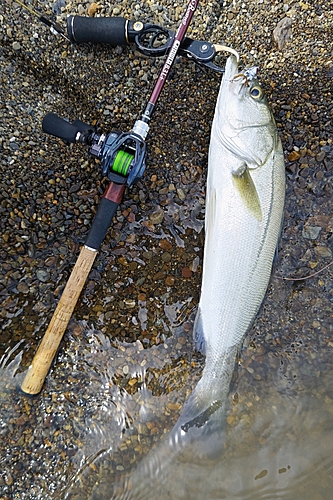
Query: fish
185,54,286,436
106,55,285,499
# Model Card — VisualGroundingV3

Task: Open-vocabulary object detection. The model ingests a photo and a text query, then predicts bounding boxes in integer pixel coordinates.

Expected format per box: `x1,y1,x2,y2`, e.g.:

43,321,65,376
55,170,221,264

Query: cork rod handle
21,245,97,395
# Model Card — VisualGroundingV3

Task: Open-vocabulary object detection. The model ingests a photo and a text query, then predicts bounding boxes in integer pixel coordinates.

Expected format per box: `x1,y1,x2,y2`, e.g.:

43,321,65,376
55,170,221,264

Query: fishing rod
14,0,70,40
20,0,197,395
20,1,237,395
66,15,236,72
14,0,237,72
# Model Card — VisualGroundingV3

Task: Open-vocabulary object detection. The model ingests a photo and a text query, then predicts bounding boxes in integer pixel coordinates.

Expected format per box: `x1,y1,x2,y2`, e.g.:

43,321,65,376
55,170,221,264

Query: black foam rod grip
84,196,119,250
67,16,128,46
42,113,80,143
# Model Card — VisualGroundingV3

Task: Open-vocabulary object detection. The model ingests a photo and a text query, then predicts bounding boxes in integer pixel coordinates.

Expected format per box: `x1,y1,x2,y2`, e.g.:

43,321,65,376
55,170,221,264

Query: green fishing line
112,150,134,176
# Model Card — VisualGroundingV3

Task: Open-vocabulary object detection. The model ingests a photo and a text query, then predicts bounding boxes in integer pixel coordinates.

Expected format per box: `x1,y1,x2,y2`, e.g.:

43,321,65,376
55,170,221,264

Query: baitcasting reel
42,113,147,187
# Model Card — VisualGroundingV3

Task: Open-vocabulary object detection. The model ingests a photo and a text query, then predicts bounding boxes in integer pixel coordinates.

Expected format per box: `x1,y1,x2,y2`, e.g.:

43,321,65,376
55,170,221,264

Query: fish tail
167,343,239,459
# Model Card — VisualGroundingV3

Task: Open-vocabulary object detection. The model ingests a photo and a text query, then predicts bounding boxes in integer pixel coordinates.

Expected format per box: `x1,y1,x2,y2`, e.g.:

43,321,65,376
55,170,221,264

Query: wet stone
316,151,326,162
302,226,321,240
149,206,164,225
142,251,153,261
314,246,332,259
273,17,293,50
16,282,29,294
45,256,57,267
161,252,172,263
181,267,192,278
36,269,50,282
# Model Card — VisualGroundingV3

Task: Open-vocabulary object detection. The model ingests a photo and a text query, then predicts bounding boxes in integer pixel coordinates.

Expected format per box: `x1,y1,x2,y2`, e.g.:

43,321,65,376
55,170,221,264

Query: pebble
12,41,21,51
288,151,300,162
314,246,332,259
302,226,321,240
36,269,51,282
16,282,29,294
273,17,293,50
161,252,171,263
88,3,99,16
181,267,192,278
149,206,164,224
316,151,326,162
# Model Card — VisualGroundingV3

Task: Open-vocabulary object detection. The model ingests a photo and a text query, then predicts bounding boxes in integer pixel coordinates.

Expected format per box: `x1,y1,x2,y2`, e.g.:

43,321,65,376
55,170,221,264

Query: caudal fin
167,343,239,460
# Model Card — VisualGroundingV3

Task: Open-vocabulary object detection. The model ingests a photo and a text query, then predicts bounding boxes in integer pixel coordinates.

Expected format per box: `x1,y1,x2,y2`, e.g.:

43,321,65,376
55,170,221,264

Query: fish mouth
222,56,259,95
223,54,239,82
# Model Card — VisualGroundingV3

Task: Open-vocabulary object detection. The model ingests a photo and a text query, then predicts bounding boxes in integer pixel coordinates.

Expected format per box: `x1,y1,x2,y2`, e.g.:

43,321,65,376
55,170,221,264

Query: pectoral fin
232,165,262,221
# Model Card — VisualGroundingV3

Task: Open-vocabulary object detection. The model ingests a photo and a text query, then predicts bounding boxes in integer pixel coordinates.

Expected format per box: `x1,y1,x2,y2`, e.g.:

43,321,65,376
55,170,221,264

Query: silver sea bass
110,55,285,499
189,54,285,426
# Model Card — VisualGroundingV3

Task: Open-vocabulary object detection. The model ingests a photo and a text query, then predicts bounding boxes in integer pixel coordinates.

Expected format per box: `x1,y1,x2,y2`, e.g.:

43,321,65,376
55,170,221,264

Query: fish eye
250,86,263,99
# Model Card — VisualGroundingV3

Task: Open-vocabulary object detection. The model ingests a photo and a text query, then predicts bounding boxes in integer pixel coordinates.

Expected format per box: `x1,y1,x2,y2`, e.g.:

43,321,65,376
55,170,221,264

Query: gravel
0,0,332,499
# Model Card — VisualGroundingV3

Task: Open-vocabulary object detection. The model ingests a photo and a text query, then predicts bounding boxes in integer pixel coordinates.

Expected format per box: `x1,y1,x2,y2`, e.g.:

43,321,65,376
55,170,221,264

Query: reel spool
112,149,135,176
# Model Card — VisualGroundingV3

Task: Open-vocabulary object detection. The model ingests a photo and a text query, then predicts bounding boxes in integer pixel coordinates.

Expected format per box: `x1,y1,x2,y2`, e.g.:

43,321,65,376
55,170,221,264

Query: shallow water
1,277,333,500
61,321,333,500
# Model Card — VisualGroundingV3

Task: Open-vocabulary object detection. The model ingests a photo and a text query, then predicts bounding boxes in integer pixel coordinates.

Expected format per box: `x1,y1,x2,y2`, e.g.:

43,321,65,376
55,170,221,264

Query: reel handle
67,16,139,46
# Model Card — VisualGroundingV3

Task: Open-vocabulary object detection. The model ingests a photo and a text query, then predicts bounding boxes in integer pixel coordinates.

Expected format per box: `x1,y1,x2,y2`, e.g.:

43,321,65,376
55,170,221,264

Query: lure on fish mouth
233,66,259,88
